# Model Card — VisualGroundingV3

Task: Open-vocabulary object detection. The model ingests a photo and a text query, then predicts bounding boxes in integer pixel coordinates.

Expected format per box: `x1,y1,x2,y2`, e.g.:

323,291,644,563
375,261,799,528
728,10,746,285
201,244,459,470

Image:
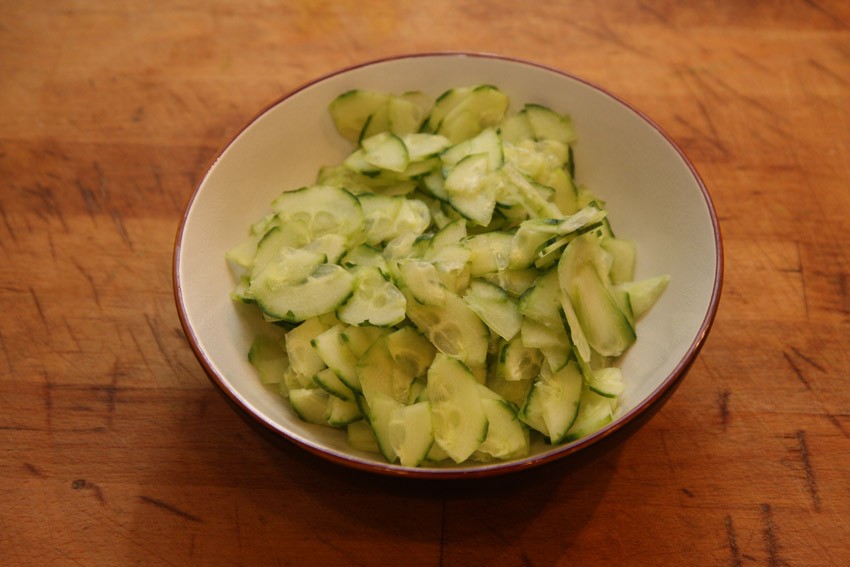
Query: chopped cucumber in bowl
175,54,721,478
227,84,670,469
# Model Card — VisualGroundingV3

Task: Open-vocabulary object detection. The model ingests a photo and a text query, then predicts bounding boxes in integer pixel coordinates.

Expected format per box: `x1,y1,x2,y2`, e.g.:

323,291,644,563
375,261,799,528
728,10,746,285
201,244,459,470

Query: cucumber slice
424,218,467,260
402,133,452,161
614,275,670,319
301,233,348,265
340,325,386,358
289,388,331,426
270,185,365,246
440,127,504,171
337,267,407,328
325,395,362,428
475,398,530,461
497,334,543,381
284,317,331,378
485,370,534,411
462,279,522,341
356,335,415,406
362,132,410,173
250,223,314,275
388,401,435,467
347,419,381,454
520,360,583,444
359,101,391,141
601,237,637,285
397,259,448,306
424,86,473,132
251,263,356,323
461,231,513,275
387,94,428,135
437,85,510,143
564,388,614,442
404,291,490,368
340,243,389,273
444,152,491,195
226,231,263,271
567,261,636,357
479,268,538,297
524,103,577,144
358,193,405,245
444,159,498,227
313,367,354,401
517,267,562,329
500,164,562,219
247,334,289,385
498,109,534,144
385,326,437,379
427,354,489,463
587,366,625,399
310,324,361,393
367,391,404,463
328,89,390,143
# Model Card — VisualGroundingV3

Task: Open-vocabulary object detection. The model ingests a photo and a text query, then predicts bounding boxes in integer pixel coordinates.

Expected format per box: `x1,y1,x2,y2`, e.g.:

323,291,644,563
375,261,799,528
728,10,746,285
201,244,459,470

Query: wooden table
3,1,849,565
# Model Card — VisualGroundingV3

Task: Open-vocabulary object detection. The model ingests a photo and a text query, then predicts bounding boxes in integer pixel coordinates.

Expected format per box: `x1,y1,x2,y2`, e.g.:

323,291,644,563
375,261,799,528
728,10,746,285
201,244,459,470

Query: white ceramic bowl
173,53,722,478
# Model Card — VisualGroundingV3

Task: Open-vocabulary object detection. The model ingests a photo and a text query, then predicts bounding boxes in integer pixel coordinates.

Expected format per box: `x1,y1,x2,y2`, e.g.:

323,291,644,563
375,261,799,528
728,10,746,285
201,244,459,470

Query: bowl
173,52,723,478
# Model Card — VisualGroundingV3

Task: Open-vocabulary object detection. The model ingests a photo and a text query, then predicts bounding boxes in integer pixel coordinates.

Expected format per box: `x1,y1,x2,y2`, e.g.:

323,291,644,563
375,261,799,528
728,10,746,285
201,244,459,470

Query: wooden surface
2,1,849,565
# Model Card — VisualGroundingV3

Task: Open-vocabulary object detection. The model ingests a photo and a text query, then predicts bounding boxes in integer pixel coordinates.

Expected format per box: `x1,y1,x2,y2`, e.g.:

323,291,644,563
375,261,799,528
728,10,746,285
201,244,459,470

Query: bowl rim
173,51,724,479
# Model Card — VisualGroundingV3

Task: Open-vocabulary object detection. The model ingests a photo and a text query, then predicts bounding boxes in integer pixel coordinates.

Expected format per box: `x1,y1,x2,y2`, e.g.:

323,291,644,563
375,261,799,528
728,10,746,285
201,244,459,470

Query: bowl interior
175,53,721,476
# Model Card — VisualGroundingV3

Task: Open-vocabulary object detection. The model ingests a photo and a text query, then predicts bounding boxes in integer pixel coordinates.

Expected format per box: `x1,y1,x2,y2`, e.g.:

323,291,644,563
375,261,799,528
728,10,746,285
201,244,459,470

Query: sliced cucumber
367,391,404,463
564,388,614,442
587,366,625,399
524,103,577,144
388,401,435,467
387,94,428,135
385,326,436,379
520,359,583,444
462,279,522,341
356,335,415,406
248,334,288,385
404,291,490,368
601,237,637,285
237,84,672,467
427,354,489,463
362,132,410,173
461,231,513,275
340,325,386,358
567,261,636,357
251,263,356,324
347,418,381,454
402,133,452,161
336,267,407,327
313,367,354,401
397,259,448,306
475,397,530,461
498,109,534,144
440,127,504,171
284,317,331,378
424,86,474,132
329,89,390,143
325,395,362,428
614,275,670,319
289,388,331,426
497,334,543,381
270,185,365,245
310,324,361,393
517,267,562,329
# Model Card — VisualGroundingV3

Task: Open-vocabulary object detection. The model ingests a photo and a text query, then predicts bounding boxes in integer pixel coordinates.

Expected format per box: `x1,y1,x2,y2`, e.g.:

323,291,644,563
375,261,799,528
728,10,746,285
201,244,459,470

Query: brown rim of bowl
172,51,724,479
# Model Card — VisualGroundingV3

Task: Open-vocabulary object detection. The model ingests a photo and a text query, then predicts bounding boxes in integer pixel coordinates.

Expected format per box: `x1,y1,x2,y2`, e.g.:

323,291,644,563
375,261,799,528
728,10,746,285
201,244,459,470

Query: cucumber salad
226,85,670,467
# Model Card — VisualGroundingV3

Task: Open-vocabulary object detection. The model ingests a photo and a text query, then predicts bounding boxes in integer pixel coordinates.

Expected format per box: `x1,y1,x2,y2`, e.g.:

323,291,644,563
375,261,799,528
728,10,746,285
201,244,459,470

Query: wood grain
2,0,849,565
